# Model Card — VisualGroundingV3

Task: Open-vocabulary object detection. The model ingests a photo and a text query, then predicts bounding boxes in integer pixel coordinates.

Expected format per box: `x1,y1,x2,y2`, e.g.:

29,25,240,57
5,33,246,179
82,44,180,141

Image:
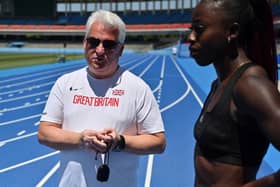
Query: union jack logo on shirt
112,89,124,96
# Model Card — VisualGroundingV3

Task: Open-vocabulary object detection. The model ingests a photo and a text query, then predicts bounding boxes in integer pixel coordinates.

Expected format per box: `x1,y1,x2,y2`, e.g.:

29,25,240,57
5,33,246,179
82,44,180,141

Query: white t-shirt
40,67,165,187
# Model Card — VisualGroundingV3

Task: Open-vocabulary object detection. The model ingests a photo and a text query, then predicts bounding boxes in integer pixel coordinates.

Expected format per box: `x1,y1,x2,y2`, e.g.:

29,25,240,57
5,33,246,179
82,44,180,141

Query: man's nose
95,42,105,54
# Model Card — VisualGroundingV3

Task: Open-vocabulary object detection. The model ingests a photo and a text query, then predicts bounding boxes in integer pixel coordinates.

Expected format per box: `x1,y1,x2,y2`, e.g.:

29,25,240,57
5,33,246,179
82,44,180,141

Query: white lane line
144,56,203,187
0,73,60,90
144,155,155,187
0,82,54,96
145,55,165,187
0,132,37,145
0,63,83,84
17,130,26,136
0,101,46,113
160,85,191,112
139,56,159,77
121,54,150,67
160,56,203,113
0,142,6,147
128,55,154,71
0,64,85,90
0,151,60,173
153,56,166,94
0,114,41,127
36,162,60,187
171,56,203,107
0,91,49,103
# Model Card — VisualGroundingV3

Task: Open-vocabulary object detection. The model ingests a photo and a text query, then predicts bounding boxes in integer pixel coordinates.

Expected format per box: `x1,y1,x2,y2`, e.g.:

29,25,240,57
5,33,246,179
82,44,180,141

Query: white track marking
0,132,37,145
36,162,60,187
17,130,26,136
0,82,54,96
0,151,60,173
0,91,49,103
0,101,46,113
153,56,166,93
139,56,159,77
144,56,165,187
0,114,41,127
0,63,83,84
128,55,155,70
0,73,63,90
145,55,204,187
160,56,203,113
144,155,155,187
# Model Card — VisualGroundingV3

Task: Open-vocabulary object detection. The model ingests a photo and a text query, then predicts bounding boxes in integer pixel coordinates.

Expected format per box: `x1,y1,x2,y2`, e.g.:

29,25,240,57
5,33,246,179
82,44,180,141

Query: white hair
85,10,126,44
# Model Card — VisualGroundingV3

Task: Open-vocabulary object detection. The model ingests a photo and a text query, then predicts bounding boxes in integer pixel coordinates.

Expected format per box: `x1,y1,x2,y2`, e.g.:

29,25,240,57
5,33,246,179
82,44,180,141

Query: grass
0,53,84,69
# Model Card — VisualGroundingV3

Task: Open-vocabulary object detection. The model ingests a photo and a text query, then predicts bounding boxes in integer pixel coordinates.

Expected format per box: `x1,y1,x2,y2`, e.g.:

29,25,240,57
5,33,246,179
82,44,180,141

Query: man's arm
103,128,166,154
123,132,166,154
38,121,82,150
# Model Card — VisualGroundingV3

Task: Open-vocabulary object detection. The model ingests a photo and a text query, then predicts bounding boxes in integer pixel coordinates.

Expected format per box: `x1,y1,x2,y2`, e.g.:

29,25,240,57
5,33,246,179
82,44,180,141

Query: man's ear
227,22,240,42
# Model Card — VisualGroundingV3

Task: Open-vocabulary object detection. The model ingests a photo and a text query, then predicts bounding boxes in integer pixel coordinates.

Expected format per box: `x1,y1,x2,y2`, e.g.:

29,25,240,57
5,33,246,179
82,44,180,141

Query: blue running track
0,47,279,187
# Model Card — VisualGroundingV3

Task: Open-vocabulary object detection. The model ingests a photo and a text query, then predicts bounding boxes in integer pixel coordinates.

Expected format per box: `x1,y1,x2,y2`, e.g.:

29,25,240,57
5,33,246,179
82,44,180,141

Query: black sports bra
194,63,269,166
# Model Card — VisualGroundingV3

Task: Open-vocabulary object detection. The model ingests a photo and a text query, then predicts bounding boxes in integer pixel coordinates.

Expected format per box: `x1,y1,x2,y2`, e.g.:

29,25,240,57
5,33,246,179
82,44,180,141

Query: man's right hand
80,129,111,153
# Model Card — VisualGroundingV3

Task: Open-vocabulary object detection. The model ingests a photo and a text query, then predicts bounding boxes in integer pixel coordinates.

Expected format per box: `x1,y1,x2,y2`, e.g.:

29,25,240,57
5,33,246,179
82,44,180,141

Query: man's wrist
113,135,126,152
79,132,86,148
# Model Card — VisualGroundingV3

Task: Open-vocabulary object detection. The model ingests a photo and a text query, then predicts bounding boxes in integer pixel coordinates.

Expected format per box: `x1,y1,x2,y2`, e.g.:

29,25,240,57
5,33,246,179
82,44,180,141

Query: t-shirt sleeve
40,76,65,124
136,84,165,134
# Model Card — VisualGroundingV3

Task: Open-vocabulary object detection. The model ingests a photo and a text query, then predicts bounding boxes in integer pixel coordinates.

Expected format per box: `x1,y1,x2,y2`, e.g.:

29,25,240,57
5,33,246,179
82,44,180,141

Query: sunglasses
86,37,119,50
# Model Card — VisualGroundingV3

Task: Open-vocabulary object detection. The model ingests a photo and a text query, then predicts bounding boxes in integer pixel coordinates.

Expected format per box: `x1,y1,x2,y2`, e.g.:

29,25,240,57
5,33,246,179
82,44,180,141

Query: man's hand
80,129,111,153
102,128,121,151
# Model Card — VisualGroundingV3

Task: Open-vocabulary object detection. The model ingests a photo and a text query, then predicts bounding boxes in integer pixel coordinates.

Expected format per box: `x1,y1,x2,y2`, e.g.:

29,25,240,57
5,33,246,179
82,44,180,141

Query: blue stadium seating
0,10,192,26
272,4,280,16
1,4,280,26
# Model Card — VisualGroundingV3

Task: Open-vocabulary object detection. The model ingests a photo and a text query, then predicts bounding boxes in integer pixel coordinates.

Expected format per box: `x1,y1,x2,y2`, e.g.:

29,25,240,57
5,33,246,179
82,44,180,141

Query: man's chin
89,61,106,70
87,65,107,77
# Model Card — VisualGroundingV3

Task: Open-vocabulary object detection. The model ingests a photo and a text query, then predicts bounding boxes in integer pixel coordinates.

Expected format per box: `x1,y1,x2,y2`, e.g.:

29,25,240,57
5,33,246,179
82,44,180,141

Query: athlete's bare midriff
195,155,259,187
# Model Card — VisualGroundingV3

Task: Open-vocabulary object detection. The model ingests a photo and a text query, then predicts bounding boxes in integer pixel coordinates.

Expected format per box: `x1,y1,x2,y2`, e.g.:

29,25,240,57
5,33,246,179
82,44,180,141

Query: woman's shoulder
235,63,272,92
241,64,268,78
233,63,278,113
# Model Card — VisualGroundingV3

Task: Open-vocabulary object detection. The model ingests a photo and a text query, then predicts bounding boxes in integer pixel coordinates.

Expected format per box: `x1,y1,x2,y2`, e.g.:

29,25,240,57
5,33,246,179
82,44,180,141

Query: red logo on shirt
73,95,119,107
112,89,124,96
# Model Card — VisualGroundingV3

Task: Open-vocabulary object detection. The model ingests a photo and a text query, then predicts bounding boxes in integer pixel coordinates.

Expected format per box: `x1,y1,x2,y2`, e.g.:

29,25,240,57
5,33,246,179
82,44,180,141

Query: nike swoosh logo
69,87,83,91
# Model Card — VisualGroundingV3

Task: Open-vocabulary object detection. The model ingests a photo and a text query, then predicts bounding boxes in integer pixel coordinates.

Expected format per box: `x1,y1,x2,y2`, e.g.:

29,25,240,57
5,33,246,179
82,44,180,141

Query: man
38,10,166,187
